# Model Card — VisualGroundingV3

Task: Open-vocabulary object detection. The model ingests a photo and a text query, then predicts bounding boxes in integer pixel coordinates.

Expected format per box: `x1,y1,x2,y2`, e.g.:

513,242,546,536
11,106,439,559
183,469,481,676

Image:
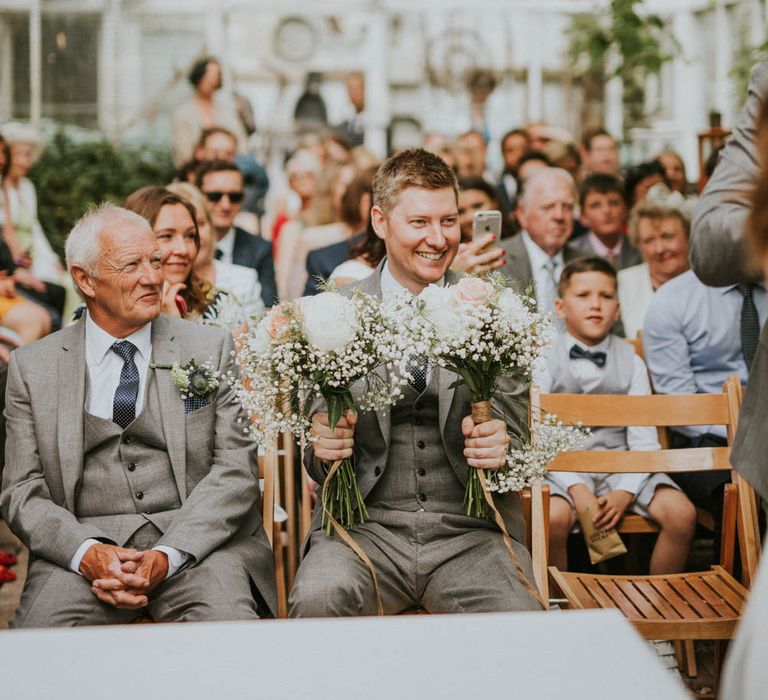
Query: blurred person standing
335,72,366,148
656,150,692,196
625,160,668,205
172,56,248,168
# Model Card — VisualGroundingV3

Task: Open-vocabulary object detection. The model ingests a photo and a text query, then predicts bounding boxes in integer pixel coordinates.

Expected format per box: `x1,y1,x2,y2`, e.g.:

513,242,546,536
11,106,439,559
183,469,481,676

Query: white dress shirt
520,230,564,313
70,313,189,578
534,332,660,495
216,227,236,264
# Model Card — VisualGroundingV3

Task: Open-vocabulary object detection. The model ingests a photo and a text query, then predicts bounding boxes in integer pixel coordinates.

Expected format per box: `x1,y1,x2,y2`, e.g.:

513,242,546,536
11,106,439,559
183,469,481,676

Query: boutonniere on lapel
151,359,219,413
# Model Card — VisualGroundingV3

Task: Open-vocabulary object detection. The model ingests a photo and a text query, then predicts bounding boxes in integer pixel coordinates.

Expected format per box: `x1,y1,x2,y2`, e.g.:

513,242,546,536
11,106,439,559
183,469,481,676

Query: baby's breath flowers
390,273,584,516
233,290,412,534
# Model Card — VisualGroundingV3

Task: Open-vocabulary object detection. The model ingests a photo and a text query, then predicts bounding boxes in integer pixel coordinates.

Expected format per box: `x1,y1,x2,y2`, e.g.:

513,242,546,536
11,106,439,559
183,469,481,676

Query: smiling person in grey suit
498,168,581,313
0,204,276,626
289,148,540,617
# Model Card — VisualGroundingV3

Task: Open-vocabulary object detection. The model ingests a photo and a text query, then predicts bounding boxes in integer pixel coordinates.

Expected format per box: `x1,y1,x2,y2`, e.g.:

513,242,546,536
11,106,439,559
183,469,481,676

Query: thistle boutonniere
151,358,220,400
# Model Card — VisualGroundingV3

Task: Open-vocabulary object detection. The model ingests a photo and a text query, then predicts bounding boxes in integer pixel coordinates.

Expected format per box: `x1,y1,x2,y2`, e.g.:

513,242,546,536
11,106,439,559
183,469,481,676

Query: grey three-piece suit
289,265,540,616
0,314,276,626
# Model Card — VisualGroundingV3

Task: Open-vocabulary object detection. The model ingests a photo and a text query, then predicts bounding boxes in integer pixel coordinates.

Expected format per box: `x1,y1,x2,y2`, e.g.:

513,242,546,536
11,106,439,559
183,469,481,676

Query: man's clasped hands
79,544,169,610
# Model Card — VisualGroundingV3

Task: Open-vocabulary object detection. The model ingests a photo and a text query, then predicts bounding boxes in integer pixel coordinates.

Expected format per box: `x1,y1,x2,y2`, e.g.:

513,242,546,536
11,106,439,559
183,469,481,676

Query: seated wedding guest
197,160,277,307
0,122,69,325
570,174,642,270
516,150,551,184
643,266,768,530
0,203,276,626
327,222,384,287
290,147,540,616
618,187,691,338
542,140,582,183
195,127,269,219
167,182,264,321
498,168,580,312
536,257,696,572
277,165,376,300
580,127,620,177
625,160,668,205
303,232,366,296
124,186,246,333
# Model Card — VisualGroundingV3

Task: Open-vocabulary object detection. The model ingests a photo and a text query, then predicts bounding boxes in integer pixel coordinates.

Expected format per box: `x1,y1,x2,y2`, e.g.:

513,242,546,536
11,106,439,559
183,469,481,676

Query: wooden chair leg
684,640,697,678
273,530,288,618
672,641,686,675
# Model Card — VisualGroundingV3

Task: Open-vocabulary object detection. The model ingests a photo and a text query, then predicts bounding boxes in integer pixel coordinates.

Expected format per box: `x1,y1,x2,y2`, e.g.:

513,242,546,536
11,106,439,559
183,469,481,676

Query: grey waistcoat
546,334,636,450
76,371,181,544
367,371,466,515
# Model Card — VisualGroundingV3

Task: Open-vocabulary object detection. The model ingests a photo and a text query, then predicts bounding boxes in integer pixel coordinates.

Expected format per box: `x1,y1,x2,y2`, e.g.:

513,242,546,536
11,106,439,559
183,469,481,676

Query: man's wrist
153,545,190,579
70,538,101,576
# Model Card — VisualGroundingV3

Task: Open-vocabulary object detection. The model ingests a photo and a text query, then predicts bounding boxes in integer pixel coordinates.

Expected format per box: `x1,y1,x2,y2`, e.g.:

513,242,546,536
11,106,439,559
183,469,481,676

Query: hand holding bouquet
234,290,411,534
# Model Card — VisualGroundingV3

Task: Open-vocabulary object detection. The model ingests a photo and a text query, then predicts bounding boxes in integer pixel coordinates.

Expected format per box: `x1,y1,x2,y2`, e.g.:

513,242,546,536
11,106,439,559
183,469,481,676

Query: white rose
249,321,272,355
418,285,465,341
497,288,526,320
299,292,358,353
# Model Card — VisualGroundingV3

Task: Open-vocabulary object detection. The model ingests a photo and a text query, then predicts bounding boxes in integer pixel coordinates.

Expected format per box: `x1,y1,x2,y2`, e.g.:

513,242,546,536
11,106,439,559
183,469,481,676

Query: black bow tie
569,344,607,367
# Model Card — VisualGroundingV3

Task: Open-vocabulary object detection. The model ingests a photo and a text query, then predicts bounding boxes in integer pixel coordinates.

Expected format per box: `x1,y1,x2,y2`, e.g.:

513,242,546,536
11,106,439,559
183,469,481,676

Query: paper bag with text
577,506,628,565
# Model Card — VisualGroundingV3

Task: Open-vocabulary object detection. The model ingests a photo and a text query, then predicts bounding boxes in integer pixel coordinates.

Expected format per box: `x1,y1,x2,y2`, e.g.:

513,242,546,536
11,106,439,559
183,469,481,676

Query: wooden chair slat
548,447,732,473
579,576,619,611
597,578,651,619
537,392,730,427
548,567,589,609
633,580,684,619
614,579,665,620
647,579,701,620
701,569,749,612
667,578,715,619
685,576,740,618
617,514,659,534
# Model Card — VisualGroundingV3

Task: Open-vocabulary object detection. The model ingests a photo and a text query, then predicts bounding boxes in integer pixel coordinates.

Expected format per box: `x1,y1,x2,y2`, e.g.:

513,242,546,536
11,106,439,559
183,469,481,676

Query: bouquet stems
321,457,369,535
464,400,492,518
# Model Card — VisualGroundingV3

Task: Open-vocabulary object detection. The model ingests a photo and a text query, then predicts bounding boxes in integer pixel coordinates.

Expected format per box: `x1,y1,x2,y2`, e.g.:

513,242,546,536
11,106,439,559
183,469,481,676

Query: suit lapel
150,317,188,500
58,322,87,511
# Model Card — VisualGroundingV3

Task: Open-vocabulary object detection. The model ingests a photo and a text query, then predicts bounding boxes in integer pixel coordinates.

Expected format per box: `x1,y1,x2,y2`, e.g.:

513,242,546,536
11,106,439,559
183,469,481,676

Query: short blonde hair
627,188,690,246
372,147,458,215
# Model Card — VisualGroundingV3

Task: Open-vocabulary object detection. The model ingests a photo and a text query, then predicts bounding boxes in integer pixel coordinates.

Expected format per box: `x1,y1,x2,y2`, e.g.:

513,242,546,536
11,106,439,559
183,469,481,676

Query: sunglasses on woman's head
204,190,245,204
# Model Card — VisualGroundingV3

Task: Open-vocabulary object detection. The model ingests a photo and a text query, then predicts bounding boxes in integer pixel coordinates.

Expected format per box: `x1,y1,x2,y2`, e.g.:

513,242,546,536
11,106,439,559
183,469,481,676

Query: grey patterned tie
737,284,760,371
407,354,428,394
540,258,559,312
111,341,139,429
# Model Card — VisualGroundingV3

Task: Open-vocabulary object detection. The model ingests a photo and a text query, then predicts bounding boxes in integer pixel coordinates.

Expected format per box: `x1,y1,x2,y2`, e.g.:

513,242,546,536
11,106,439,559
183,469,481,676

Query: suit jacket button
127,463,136,472
417,440,425,449
417,468,426,477
135,491,144,500
414,418,423,426
122,436,131,445
374,466,382,476
418,493,427,502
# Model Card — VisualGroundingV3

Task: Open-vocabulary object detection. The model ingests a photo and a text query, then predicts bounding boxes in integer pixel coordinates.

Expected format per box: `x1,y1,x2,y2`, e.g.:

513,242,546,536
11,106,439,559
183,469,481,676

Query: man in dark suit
303,232,366,296
197,161,277,308
498,167,581,313
690,60,768,504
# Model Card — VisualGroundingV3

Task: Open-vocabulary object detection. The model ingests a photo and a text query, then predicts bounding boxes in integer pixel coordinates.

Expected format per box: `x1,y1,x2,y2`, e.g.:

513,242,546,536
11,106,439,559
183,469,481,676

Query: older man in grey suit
690,61,768,504
289,148,540,617
0,204,276,626
498,168,581,313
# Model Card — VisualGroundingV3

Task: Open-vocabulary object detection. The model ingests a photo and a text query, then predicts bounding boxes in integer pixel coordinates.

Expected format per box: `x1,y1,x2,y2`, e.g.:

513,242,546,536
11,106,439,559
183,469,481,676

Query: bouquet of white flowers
399,273,583,517
234,290,411,534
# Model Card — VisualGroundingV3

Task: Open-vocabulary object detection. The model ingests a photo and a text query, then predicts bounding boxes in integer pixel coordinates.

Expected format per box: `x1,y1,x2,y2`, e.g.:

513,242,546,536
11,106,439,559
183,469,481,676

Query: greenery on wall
30,130,174,257
567,0,677,135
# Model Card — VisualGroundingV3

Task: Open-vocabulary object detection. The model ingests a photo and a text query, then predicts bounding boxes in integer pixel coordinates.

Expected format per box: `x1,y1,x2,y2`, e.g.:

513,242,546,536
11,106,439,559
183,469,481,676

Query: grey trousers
12,523,260,627
289,517,541,617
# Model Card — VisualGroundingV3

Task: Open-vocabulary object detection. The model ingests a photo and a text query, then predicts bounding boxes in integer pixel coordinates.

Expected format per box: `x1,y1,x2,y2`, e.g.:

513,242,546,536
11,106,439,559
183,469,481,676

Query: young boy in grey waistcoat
534,256,696,573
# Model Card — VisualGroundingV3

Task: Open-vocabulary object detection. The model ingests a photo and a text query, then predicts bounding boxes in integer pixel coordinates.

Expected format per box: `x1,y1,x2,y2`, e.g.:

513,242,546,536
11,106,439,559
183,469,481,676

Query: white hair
518,167,576,211
65,203,150,277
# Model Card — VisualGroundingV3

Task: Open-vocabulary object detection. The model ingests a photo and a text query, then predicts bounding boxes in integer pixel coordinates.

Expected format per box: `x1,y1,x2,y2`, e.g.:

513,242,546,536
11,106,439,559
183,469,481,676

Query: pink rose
453,277,495,306
266,305,295,341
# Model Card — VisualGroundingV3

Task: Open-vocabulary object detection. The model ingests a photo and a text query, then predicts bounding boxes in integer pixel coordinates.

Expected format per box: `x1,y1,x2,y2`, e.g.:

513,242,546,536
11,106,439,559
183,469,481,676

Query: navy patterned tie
111,341,139,429
407,355,428,394
737,284,760,371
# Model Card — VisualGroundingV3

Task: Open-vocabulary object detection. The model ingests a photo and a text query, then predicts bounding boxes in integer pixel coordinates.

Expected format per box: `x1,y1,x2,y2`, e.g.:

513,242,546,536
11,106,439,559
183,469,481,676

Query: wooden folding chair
530,376,761,676
259,440,289,618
